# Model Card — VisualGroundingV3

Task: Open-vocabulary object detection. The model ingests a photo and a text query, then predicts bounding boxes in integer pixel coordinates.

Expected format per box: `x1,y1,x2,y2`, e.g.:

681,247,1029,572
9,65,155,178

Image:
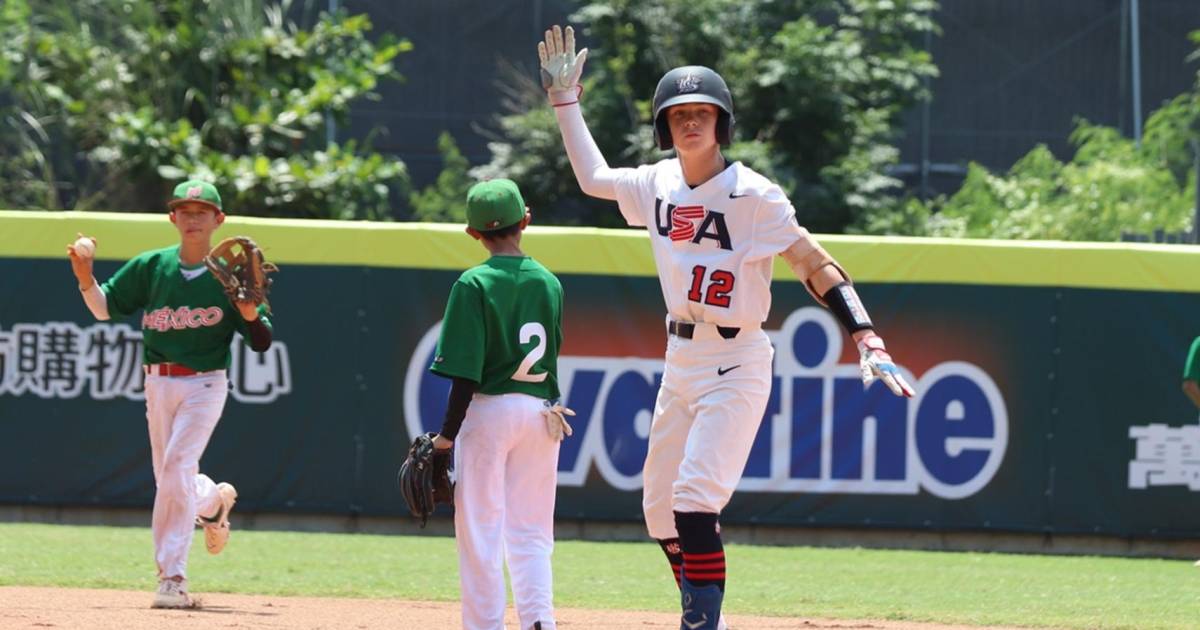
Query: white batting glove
538,24,588,101
856,333,915,398
542,402,575,441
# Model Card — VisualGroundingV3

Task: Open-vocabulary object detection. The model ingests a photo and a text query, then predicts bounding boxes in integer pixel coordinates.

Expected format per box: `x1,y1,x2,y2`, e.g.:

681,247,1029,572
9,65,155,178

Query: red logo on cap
187,186,203,198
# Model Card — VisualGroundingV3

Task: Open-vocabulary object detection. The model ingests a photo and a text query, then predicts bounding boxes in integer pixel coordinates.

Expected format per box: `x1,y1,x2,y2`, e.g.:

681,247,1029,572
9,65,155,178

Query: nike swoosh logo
682,613,708,630
729,192,750,199
717,365,741,376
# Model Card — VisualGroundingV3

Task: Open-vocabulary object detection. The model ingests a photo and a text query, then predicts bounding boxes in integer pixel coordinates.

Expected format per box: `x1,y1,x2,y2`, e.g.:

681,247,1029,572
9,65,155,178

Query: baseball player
538,26,915,630
1182,336,1200,414
67,180,273,609
1181,336,1200,567
427,179,570,630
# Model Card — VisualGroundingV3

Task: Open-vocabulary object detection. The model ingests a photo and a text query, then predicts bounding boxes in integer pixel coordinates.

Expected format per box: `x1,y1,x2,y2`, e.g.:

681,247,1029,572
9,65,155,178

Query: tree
856,30,1200,241
410,132,473,223
860,91,1200,242
475,0,938,232
0,0,411,219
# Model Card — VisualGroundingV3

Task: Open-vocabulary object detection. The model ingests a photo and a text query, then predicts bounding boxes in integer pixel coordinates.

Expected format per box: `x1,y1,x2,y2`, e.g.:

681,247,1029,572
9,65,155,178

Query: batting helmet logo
652,66,734,151
676,73,702,94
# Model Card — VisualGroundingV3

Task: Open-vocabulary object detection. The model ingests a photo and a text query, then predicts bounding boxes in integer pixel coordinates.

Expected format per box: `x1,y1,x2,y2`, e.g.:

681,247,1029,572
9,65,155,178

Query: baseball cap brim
167,198,223,212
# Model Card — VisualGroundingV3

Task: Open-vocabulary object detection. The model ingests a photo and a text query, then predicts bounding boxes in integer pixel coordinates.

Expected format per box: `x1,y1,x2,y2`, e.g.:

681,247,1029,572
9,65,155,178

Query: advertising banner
2,211,1198,537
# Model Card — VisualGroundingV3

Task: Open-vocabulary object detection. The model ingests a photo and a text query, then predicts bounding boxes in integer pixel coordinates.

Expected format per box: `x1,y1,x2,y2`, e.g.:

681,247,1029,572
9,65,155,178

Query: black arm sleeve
822,282,875,334
439,377,478,441
245,317,273,352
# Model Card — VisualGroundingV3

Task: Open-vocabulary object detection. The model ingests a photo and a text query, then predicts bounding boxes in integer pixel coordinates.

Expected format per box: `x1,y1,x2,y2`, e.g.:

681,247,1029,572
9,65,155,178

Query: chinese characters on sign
1128,423,1200,490
0,322,290,404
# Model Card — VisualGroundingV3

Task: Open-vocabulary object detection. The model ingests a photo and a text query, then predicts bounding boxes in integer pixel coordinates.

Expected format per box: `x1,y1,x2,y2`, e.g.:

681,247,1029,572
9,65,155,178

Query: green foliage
472,63,632,228
478,0,938,231
0,0,411,219
410,132,473,223
863,102,1199,241
857,30,1200,241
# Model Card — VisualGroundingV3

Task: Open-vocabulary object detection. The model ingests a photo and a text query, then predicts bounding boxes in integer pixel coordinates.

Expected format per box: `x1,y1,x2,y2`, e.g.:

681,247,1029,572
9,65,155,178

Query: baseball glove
397,432,454,527
205,236,279,311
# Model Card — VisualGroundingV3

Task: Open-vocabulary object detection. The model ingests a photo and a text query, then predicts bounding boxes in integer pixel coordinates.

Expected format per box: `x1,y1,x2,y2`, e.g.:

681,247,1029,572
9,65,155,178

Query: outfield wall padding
2,211,1199,538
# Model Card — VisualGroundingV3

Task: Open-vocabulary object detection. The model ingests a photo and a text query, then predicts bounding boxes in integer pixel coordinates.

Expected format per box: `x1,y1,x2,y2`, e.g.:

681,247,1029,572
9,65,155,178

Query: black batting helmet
652,65,734,150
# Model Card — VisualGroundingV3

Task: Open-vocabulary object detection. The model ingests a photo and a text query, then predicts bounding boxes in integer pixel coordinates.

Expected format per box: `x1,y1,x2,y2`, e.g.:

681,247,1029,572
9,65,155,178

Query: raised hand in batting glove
542,401,575,441
538,24,587,104
856,332,915,398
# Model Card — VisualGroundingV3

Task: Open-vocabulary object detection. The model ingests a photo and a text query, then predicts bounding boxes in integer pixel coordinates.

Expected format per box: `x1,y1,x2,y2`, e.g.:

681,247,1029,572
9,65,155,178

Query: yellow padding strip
3,210,1198,292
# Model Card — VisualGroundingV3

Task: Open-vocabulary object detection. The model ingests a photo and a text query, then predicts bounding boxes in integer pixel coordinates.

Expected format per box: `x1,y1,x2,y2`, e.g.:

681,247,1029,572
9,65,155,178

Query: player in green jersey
1181,336,1200,567
427,179,570,630
67,180,273,609
1183,336,1200,415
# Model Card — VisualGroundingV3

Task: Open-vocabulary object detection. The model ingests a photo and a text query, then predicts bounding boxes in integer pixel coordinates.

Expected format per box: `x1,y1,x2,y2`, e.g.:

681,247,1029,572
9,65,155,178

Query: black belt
668,321,740,340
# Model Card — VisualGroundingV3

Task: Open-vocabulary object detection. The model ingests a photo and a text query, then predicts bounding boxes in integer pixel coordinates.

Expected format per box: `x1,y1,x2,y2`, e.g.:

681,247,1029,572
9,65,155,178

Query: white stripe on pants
642,329,774,539
145,371,228,579
454,393,560,630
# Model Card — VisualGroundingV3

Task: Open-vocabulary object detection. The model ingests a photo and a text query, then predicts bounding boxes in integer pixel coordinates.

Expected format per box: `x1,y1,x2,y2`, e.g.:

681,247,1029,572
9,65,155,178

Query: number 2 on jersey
687,265,735,308
511,322,548,382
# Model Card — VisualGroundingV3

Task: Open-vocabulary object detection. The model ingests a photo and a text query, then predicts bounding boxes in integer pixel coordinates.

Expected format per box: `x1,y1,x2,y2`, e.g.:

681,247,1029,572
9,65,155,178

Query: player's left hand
542,402,575,441
235,299,259,321
856,332,915,397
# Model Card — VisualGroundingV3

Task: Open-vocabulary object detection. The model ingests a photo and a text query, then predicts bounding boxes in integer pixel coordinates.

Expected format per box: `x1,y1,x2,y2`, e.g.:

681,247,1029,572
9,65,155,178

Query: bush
476,0,938,232
0,0,411,219
855,30,1200,241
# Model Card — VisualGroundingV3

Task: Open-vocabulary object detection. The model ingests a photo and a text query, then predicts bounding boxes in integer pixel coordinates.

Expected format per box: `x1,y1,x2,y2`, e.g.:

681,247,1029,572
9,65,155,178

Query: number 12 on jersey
687,265,735,308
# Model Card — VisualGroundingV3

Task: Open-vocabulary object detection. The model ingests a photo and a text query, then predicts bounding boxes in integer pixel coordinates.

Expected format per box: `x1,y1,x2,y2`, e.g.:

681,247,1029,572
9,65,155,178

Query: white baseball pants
144,371,229,579
643,327,774,539
454,393,560,630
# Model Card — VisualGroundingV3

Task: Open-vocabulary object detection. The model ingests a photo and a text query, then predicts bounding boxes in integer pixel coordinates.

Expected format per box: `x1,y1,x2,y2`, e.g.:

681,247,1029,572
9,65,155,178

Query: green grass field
0,522,1195,629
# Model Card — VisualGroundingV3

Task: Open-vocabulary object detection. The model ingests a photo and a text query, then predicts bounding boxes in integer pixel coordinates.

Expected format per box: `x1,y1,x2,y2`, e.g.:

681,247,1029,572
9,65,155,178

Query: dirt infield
0,587,1029,629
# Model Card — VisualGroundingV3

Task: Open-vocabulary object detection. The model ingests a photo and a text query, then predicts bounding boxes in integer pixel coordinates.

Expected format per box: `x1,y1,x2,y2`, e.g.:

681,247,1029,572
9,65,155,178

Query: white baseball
73,236,95,259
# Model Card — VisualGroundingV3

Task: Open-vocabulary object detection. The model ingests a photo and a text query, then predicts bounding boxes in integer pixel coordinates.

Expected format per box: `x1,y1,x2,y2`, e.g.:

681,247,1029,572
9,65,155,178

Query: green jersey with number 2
430,255,563,400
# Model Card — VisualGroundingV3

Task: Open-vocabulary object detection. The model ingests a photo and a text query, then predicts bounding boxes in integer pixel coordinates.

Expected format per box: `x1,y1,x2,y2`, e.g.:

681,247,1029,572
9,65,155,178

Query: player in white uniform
538,26,914,630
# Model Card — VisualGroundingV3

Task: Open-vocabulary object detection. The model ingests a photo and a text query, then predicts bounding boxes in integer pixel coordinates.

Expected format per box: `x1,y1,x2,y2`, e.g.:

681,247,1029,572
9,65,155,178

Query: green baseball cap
167,180,223,212
466,179,526,231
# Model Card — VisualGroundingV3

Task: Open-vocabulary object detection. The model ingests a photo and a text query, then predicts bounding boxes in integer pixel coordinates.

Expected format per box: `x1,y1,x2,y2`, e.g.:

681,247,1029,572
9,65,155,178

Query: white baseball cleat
152,578,196,609
198,482,238,555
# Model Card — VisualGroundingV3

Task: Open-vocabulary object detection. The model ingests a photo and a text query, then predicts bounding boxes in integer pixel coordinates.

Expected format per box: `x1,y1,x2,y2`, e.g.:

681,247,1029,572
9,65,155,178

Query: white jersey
614,159,802,328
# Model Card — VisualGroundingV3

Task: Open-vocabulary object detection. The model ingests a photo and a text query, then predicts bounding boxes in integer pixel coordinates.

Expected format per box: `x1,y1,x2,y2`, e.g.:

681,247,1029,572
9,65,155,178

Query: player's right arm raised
67,233,110,321
540,24,621,201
